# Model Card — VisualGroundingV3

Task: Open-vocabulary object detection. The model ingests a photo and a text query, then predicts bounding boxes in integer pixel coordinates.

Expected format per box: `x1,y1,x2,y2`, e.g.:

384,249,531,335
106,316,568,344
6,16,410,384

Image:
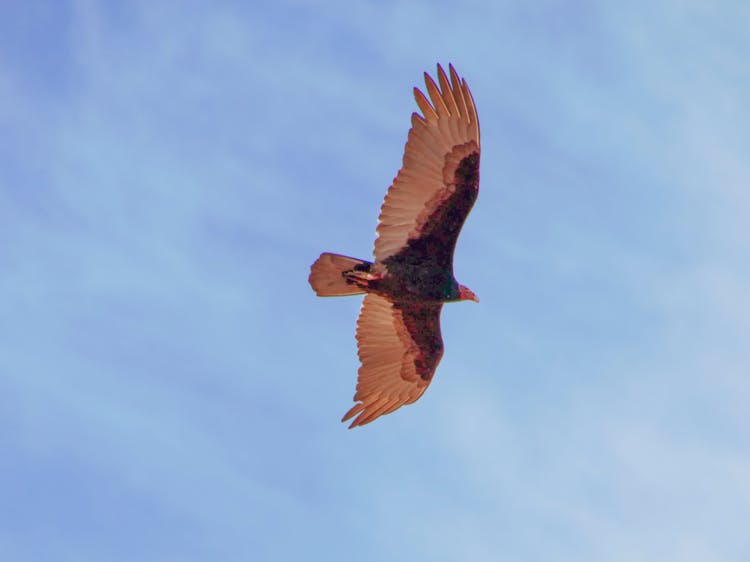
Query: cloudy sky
2,1,749,560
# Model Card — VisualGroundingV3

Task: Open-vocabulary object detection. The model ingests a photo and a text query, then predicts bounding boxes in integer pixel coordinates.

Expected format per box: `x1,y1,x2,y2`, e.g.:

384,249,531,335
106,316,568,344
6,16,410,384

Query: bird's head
457,284,479,303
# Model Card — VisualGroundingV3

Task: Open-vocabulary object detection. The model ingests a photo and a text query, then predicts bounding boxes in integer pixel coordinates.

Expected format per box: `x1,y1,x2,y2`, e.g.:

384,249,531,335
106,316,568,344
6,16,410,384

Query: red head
458,284,479,302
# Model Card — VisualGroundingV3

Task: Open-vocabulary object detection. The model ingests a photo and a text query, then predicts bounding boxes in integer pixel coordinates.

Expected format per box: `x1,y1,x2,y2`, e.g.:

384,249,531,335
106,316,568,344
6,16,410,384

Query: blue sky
2,1,749,560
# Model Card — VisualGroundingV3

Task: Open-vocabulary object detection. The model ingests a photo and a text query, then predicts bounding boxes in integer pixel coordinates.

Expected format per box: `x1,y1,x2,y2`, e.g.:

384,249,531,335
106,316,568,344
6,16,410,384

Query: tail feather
309,253,371,297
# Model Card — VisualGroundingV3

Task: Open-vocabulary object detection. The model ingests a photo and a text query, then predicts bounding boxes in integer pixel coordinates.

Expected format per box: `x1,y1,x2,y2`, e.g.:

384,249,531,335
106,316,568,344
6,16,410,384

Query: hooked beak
459,285,479,303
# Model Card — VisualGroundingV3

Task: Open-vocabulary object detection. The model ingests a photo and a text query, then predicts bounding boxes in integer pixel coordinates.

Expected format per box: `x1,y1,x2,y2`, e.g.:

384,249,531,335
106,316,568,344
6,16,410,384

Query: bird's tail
309,253,371,297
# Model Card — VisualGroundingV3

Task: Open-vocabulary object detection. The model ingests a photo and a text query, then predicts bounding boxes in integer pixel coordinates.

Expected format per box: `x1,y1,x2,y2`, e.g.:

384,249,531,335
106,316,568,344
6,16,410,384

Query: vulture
308,64,480,428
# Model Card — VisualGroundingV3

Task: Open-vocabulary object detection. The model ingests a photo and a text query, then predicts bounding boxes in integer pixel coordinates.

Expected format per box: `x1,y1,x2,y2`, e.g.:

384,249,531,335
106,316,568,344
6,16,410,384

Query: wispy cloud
1,1,748,561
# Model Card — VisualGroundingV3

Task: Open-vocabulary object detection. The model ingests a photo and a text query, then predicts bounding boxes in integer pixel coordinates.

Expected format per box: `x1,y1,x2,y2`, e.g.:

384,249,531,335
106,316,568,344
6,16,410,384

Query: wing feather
424,72,450,118
413,88,438,121
342,294,444,428
374,64,480,262
437,65,458,116
449,64,467,118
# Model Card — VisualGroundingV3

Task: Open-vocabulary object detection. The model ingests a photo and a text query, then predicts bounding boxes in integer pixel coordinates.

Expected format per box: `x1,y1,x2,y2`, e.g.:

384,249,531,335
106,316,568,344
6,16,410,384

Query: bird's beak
459,286,479,302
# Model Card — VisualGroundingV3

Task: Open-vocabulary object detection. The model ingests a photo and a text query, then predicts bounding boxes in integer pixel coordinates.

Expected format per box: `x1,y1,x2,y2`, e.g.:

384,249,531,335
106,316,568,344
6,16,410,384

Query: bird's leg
343,268,382,291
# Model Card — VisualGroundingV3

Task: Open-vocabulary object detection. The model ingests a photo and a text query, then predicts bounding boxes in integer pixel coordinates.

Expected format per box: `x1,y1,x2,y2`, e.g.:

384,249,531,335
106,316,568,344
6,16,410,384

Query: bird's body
309,64,480,428
340,259,459,304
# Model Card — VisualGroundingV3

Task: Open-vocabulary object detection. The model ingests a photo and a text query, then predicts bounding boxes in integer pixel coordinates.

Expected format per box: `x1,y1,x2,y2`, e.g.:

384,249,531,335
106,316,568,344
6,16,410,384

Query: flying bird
309,64,480,428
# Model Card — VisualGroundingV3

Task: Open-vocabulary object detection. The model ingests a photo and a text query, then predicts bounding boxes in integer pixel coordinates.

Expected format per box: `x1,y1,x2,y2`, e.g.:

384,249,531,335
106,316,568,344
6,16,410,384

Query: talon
344,269,382,290
345,270,379,281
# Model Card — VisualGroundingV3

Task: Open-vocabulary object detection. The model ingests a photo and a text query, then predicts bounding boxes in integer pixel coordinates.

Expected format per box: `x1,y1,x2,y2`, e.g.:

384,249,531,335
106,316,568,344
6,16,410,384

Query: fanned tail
308,253,371,297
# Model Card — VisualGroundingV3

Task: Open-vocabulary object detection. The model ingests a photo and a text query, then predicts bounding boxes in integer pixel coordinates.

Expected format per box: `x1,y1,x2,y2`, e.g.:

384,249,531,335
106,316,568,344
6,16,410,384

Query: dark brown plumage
309,64,480,428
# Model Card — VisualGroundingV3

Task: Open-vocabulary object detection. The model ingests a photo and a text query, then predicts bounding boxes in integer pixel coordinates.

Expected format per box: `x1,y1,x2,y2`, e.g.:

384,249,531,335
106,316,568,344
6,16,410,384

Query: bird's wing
374,64,481,270
342,293,444,428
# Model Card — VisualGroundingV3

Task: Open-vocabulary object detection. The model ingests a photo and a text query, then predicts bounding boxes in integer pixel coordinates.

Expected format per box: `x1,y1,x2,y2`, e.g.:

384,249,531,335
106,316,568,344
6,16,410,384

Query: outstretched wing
374,63,481,270
342,294,444,428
